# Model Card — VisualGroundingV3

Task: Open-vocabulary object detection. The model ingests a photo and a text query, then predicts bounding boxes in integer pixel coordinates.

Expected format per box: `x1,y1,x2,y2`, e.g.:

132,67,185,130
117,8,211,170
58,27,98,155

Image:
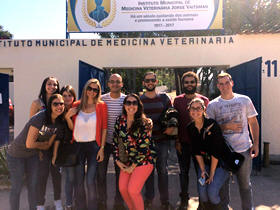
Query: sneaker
144,200,153,210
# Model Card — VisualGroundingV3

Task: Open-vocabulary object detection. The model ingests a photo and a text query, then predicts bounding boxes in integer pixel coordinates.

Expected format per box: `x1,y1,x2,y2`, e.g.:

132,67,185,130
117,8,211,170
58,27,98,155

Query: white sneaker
54,200,63,210
36,206,45,210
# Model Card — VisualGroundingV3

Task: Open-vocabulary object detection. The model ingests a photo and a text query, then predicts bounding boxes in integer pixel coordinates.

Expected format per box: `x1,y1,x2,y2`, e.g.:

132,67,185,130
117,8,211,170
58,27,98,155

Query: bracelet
100,145,105,149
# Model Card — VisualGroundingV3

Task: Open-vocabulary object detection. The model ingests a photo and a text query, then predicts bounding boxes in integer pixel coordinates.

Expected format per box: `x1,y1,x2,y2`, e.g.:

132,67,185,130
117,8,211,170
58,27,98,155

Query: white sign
67,0,223,32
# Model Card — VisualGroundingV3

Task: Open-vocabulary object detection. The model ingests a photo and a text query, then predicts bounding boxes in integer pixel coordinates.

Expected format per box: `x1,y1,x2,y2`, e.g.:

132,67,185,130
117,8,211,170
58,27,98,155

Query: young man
173,71,209,210
97,73,126,210
140,72,173,210
206,72,259,210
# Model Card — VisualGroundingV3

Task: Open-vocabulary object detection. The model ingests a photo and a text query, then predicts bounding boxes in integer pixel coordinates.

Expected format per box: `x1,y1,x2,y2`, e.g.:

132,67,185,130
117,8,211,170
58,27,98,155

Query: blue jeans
144,140,170,204
64,166,76,206
96,143,122,205
197,166,229,204
7,153,39,210
75,141,99,210
36,150,62,205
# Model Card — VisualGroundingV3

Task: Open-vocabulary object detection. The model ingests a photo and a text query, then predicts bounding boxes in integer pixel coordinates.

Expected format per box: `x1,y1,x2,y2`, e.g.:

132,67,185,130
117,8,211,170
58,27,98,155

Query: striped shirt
140,93,172,141
102,93,126,144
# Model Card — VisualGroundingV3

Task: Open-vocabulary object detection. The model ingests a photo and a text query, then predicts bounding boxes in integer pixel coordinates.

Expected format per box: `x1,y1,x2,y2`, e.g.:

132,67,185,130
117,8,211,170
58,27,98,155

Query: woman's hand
123,165,136,174
123,163,136,174
96,148,104,162
116,160,128,171
201,170,207,179
65,107,78,119
206,171,215,184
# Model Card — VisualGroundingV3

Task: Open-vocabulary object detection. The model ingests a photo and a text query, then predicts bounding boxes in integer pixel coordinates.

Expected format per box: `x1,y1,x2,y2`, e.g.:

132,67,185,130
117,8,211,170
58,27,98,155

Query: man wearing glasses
140,72,173,210
173,71,209,210
97,73,126,210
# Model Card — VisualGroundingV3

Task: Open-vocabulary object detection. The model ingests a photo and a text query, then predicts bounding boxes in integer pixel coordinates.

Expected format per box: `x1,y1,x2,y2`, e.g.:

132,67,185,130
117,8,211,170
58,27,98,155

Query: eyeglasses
124,100,138,106
87,86,99,93
144,78,156,83
184,80,196,85
109,80,122,84
189,106,203,111
52,102,64,107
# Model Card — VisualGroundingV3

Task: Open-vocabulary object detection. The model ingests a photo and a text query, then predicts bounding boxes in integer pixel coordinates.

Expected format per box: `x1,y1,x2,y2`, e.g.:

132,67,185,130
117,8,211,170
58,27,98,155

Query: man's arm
219,117,243,133
248,116,259,158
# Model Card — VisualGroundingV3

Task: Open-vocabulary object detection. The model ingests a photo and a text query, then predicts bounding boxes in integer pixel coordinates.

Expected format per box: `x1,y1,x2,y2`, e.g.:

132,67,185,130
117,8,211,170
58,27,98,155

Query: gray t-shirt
101,93,126,144
206,93,258,153
8,111,64,158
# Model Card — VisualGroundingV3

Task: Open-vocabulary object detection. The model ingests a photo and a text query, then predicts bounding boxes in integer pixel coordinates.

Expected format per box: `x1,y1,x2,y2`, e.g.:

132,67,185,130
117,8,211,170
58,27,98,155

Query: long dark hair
45,94,64,125
122,93,148,134
39,77,60,107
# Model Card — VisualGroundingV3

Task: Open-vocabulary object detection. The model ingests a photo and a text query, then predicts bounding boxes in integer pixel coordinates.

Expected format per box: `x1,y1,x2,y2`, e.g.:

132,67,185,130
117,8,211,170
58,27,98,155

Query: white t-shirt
101,93,126,144
74,111,96,142
206,93,258,153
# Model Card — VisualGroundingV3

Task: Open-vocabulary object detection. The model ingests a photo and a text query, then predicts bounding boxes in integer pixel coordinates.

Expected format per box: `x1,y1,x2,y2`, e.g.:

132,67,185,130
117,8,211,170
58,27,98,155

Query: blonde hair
79,78,102,111
217,72,232,81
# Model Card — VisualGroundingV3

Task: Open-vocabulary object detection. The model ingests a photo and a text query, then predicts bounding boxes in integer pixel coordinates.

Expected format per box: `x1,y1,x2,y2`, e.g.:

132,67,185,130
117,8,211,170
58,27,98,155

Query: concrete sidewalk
0,152,280,210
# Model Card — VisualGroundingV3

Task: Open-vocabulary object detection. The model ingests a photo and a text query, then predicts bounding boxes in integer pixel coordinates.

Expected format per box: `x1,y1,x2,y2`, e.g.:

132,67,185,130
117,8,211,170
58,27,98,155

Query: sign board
67,0,223,32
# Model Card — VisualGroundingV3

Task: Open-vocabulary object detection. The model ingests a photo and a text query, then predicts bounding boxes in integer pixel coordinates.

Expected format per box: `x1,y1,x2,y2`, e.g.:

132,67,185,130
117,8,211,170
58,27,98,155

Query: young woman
29,77,60,117
7,94,65,210
29,77,63,210
113,94,156,210
187,98,229,210
72,78,107,210
52,85,78,210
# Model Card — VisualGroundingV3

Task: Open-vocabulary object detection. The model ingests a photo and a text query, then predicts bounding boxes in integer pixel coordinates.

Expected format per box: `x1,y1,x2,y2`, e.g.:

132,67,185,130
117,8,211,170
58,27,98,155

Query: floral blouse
113,115,156,166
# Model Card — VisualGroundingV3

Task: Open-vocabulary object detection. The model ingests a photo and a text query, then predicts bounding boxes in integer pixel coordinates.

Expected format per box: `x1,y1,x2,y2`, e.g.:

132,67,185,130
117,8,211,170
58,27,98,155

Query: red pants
119,164,154,210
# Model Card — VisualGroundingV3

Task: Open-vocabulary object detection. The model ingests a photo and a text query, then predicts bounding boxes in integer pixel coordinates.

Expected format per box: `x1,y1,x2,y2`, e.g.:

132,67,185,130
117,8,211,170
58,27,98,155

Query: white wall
0,34,279,154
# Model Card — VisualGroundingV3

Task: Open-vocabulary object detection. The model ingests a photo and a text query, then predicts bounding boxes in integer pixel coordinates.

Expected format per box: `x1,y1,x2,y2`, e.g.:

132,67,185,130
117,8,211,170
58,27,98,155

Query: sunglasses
184,80,196,85
109,80,122,84
52,102,64,107
144,78,156,83
87,86,99,93
189,106,203,111
125,100,138,106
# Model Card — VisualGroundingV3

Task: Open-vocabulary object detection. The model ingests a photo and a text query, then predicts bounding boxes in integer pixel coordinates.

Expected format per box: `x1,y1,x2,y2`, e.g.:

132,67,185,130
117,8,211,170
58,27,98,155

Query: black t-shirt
8,111,64,158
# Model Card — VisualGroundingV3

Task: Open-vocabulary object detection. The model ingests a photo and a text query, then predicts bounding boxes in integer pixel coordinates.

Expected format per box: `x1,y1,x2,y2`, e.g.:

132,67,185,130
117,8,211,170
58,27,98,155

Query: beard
145,85,156,92
183,86,197,94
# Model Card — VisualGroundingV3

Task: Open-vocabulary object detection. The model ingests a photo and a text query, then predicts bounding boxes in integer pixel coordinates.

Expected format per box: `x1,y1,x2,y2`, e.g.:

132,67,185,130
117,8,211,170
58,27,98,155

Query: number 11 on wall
265,60,278,77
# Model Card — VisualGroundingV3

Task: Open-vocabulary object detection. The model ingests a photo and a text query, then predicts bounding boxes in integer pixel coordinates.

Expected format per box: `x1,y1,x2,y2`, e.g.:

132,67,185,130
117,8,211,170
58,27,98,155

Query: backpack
158,93,179,136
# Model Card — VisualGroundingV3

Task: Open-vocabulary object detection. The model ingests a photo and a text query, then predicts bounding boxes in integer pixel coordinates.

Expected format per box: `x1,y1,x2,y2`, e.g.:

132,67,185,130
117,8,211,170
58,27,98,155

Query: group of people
6,71,259,210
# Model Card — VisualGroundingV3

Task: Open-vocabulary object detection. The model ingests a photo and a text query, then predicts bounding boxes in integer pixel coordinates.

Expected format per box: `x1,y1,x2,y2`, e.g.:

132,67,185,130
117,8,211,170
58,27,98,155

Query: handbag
118,137,129,164
55,142,78,167
220,140,245,173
